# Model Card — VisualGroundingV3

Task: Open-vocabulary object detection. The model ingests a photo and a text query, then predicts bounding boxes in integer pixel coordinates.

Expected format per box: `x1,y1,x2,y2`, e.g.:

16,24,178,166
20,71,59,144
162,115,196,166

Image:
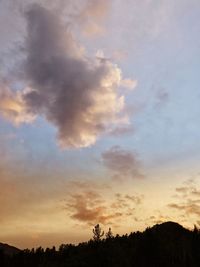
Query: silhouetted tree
193,224,200,234
93,224,104,241
105,227,113,239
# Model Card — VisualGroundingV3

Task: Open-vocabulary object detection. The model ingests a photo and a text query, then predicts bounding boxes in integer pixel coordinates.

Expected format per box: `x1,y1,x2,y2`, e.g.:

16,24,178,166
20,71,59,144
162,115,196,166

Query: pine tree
93,224,104,241
106,227,113,239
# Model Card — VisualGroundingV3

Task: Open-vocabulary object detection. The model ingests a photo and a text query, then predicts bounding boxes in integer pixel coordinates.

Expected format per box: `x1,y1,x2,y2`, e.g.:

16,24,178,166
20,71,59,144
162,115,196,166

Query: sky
1,0,200,249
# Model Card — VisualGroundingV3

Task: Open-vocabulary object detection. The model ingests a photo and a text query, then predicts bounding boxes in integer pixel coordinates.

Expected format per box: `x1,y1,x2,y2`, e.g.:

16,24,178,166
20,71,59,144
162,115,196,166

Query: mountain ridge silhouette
0,243,21,256
1,221,200,267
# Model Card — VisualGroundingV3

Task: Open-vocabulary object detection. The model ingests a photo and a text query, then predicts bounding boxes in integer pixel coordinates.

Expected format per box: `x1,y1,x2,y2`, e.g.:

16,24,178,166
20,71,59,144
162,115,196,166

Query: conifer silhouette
106,227,113,239
93,224,104,241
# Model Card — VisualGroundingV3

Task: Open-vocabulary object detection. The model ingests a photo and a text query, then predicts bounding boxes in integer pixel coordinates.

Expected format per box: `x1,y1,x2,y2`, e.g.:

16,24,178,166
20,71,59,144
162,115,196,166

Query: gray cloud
0,3,132,149
102,146,143,180
108,125,134,137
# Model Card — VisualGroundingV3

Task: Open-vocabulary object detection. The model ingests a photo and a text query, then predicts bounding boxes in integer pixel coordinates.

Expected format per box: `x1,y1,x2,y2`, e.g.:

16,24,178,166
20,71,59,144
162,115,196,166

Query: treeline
1,221,200,267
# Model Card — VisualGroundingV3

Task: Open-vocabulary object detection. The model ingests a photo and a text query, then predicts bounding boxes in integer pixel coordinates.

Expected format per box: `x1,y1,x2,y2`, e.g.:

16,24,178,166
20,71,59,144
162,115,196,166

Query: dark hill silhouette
148,221,191,250
0,243,20,256
152,221,185,231
1,221,200,267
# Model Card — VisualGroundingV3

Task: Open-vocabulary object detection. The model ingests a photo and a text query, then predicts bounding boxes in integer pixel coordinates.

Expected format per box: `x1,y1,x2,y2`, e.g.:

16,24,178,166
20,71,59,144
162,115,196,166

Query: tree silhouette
105,227,113,239
2,221,200,267
93,224,104,241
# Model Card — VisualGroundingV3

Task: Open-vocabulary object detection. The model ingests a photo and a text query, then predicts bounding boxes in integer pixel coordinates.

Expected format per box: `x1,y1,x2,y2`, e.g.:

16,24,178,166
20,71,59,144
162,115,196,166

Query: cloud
0,3,133,149
120,79,138,90
168,201,200,217
81,0,110,19
124,194,143,205
175,187,189,194
168,179,200,220
111,193,143,210
0,83,35,124
102,146,143,180
66,190,123,225
65,181,143,226
77,0,111,37
145,213,172,226
108,125,134,137
191,189,200,197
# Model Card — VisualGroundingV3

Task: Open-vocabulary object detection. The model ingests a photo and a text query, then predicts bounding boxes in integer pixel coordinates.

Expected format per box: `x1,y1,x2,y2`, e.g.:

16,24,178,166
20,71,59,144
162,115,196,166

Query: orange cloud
78,0,111,37
168,179,200,220
0,84,35,125
66,190,122,225
65,181,143,226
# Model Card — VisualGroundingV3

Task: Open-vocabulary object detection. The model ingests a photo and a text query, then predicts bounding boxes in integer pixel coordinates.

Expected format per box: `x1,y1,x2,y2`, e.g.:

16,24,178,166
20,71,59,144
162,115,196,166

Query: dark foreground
1,221,200,267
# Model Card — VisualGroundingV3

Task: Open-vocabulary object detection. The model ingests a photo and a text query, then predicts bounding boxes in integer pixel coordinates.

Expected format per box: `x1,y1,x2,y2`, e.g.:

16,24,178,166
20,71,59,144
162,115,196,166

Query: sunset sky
1,0,200,249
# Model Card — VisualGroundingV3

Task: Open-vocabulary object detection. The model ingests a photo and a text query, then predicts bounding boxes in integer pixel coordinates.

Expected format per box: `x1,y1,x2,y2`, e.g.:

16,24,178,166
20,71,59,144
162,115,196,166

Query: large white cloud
0,2,135,149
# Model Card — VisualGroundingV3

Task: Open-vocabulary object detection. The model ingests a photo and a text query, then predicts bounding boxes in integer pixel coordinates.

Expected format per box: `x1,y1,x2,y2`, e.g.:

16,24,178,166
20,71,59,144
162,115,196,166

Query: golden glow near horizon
0,164,199,249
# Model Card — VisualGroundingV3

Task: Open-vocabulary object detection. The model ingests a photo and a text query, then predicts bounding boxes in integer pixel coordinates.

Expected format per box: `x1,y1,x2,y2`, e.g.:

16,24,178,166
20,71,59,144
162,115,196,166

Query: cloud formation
65,180,143,225
102,146,143,180
168,179,200,219
0,3,133,149
66,190,123,225
0,83,34,124
169,201,200,217
77,0,111,36
108,125,134,137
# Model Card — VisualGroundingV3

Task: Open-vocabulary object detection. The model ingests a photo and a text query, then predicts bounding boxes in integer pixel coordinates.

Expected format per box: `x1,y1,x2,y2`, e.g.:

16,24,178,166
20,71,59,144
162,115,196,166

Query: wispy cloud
168,179,200,220
77,0,111,37
64,180,143,226
169,201,200,217
66,190,123,225
108,126,134,137
102,146,144,180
